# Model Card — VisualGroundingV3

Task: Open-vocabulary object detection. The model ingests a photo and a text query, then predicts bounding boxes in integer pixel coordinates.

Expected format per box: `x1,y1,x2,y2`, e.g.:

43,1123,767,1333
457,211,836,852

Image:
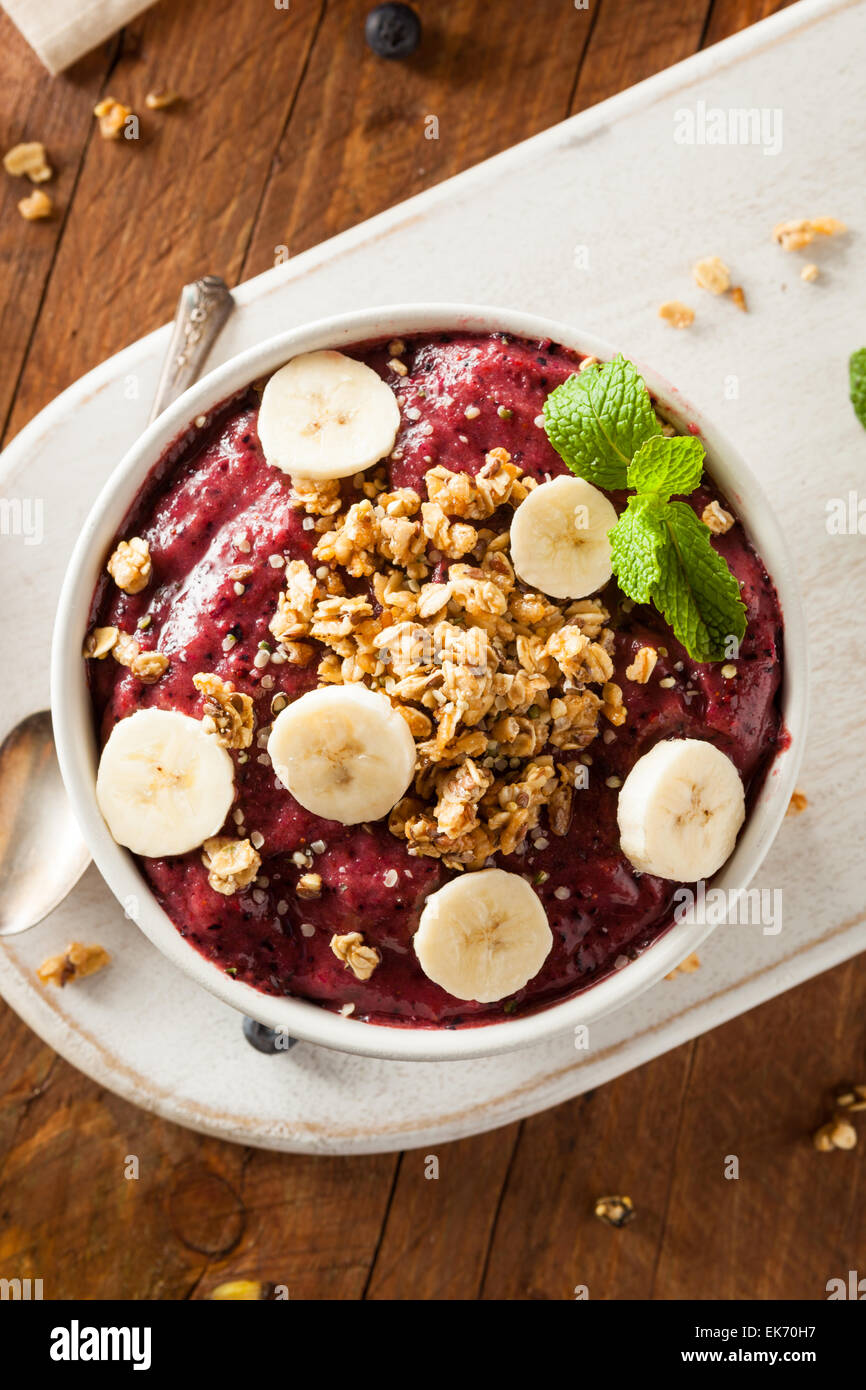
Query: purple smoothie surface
87,332,784,1027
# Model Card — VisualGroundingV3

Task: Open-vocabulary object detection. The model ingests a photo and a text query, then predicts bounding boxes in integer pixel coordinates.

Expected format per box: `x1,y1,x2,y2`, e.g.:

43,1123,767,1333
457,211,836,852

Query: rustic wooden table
2,0,863,1302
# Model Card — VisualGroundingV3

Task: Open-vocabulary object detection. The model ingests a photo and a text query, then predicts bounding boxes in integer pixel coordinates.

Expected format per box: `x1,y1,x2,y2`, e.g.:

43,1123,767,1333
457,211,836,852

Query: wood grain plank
702,0,792,49
364,1127,521,1300
241,0,595,279
568,0,712,113
479,1049,696,1299
0,16,114,436
0,1017,398,1299
3,0,324,442
650,955,866,1301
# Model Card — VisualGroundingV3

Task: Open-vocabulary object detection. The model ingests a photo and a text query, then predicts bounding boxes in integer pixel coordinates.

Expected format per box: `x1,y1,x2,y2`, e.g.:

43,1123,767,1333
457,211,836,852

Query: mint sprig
544,356,748,663
543,354,660,489
850,347,866,430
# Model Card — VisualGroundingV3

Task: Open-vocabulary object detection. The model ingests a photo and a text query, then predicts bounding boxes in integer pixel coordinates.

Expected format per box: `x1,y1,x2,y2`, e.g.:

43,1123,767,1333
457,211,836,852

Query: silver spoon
0,276,234,937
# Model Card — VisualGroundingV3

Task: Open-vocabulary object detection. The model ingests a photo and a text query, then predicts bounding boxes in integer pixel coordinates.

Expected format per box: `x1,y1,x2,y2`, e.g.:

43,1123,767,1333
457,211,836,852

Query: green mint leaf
850,347,866,429
543,354,660,489
653,502,747,662
627,434,704,499
608,495,667,604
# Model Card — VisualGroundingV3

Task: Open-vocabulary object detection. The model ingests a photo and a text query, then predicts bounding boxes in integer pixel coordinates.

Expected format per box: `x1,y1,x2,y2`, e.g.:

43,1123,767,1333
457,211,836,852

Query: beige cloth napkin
3,0,157,74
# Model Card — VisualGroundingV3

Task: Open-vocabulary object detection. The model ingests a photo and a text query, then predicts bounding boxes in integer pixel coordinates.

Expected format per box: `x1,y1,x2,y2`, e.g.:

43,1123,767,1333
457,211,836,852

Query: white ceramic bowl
51,304,807,1062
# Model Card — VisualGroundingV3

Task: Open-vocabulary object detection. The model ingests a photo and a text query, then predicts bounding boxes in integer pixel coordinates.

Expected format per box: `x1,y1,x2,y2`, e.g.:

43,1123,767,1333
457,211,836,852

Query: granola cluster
269,450,625,869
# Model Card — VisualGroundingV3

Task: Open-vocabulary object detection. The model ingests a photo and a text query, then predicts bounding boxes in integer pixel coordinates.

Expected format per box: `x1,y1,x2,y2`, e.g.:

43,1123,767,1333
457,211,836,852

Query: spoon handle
149,275,234,423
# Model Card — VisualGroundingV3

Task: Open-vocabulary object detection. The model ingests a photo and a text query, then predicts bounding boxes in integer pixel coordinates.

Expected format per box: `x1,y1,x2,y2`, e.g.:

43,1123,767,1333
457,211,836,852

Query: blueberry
242,1016,297,1054
365,3,421,59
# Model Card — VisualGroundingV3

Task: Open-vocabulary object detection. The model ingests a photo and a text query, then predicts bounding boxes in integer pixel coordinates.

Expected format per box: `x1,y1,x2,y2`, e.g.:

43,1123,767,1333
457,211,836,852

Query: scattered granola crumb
83,625,119,659
94,98,134,140
145,89,181,110
625,646,657,684
702,500,735,534
388,356,408,377
665,951,700,980
692,256,731,295
210,1281,277,1301
111,630,168,683
3,140,53,183
800,263,820,283
107,536,152,594
201,837,261,895
772,217,846,252
330,931,381,981
786,788,808,817
193,672,255,749
593,1195,635,1228
37,942,110,987
730,285,747,312
296,871,322,900
658,300,694,329
18,189,53,220
813,1117,857,1152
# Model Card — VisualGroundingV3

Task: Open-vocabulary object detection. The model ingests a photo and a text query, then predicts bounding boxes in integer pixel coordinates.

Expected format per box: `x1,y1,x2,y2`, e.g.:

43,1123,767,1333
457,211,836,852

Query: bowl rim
50,302,808,1062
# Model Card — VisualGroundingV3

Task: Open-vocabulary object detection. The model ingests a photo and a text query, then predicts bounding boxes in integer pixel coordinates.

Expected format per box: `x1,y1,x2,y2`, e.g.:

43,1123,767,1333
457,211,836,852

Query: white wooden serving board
0,0,864,1154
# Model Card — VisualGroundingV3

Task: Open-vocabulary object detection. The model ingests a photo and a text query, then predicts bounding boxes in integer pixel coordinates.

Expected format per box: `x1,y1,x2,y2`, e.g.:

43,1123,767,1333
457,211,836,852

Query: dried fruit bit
813,1117,857,1152
3,141,53,183
786,789,808,816
18,189,53,221
730,286,747,312
665,951,700,979
94,98,133,140
210,1280,277,1300
772,217,846,251
692,256,731,295
800,263,820,283
145,90,180,110
594,1195,635,1228
37,942,110,987
658,300,694,329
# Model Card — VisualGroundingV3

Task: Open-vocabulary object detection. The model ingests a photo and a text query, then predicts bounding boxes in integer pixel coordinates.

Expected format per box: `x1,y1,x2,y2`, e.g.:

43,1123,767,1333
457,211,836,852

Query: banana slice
413,868,553,1003
96,708,235,858
617,738,745,881
267,683,416,825
509,474,618,599
257,350,401,480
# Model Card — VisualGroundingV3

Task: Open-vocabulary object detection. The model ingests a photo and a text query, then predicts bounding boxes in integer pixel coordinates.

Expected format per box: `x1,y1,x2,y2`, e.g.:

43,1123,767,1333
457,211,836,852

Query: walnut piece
201,837,261,895
18,189,53,220
701,500,735,534
692,256,731,294
772,217,846,251
658,300,694,329
330,931,381,981
94,98,133,140
193,672,254,749
625,647,658,684
107,536,152,594
38,942,110,987
3,141,53,183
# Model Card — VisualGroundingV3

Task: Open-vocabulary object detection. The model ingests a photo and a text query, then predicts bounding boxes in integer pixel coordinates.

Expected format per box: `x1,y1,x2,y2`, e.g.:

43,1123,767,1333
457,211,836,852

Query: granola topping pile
269,449,624,870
